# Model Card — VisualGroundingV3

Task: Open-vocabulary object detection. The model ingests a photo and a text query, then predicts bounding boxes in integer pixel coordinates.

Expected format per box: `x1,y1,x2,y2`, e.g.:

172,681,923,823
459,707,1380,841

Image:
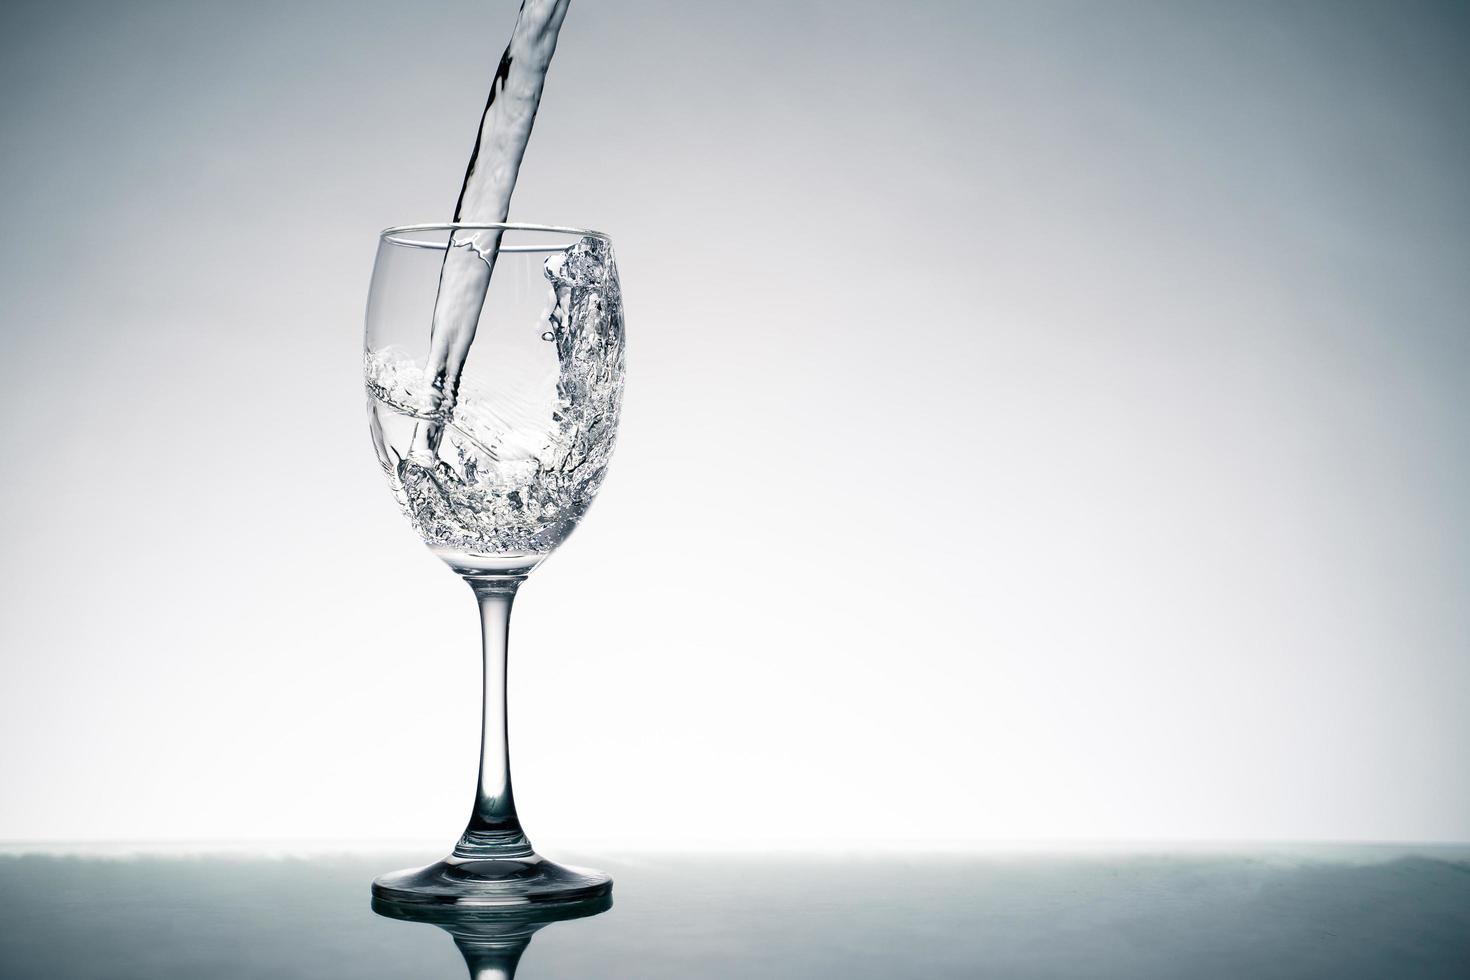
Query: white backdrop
2,0,1467,848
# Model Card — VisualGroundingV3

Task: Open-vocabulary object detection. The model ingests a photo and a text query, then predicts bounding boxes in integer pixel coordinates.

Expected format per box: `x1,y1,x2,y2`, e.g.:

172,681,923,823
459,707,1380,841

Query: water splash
368,236,624,558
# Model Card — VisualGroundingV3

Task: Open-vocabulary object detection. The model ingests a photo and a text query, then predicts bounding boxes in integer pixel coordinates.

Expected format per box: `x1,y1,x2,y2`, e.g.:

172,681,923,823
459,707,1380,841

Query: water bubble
541,331,555,341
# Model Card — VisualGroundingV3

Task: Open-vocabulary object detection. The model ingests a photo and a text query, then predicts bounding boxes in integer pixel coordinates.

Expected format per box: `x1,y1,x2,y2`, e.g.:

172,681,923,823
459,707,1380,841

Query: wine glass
364,222,623,906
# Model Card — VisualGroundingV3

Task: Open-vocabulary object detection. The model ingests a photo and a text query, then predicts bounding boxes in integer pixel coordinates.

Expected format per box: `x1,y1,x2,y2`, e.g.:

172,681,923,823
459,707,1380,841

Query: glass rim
380,221,610,252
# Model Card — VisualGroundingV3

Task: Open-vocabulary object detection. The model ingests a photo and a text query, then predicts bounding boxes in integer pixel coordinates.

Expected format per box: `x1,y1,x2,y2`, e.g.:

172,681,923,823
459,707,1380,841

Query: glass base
371,853,612,909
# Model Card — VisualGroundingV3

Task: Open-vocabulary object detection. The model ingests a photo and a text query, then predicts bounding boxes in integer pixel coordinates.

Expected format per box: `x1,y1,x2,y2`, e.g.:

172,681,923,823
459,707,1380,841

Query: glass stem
454,577,534,860
455,939,528,980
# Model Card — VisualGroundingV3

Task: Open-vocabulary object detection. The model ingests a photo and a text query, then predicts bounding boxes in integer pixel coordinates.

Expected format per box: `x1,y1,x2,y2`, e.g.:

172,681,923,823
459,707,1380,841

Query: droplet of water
541,330,555,341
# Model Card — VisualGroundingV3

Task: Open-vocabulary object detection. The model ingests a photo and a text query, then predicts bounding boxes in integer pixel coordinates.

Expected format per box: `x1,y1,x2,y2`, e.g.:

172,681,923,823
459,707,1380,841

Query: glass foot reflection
373,889,611,979
372,853,611,908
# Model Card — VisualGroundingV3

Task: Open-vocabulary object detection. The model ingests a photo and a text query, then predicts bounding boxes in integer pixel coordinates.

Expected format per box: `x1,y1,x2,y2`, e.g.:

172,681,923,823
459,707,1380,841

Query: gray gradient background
1,0,1467,847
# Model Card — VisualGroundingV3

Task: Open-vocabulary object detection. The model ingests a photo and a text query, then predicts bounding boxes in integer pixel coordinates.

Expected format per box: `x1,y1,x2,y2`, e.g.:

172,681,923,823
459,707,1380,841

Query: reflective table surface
2,848,1468,978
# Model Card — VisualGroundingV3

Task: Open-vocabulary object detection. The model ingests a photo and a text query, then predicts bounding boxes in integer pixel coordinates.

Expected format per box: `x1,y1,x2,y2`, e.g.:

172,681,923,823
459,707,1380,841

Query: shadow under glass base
371,853,612,909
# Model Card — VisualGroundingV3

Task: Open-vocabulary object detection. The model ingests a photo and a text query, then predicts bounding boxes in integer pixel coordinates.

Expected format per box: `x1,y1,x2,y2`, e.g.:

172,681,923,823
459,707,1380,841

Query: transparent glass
364,223,623,908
